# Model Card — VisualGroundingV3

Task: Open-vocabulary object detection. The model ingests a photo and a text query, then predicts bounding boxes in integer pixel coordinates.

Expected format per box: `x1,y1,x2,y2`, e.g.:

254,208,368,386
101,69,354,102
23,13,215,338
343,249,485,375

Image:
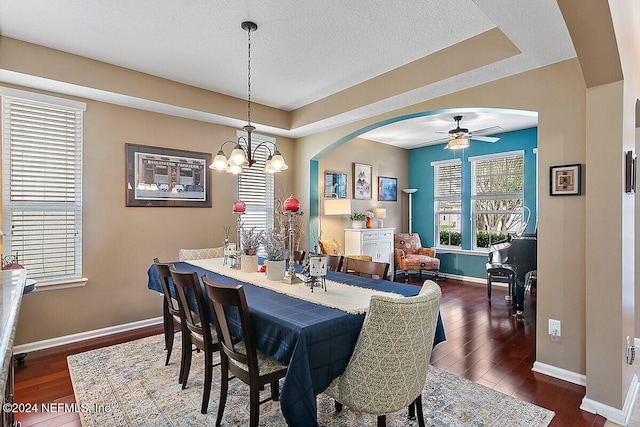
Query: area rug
68,334,554,426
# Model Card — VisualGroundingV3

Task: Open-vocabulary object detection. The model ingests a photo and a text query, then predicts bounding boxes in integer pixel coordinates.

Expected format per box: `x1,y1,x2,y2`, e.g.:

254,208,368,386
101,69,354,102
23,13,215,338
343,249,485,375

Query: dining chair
202,275,288,427
324,254,344,272
293,250,306,264
153,258,186,384
169,265,220,414
342,257,389,280
324,280,442,427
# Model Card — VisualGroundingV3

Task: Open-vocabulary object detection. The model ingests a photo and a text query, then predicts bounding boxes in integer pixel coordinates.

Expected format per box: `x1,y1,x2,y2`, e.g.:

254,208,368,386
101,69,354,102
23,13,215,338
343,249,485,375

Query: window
433,159,462,247
1,88,85,283
470,151,524,250
237,133,275,241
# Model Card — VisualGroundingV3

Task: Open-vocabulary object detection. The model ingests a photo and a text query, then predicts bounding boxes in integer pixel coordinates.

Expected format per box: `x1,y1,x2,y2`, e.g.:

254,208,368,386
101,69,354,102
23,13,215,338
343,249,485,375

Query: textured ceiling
0,0,576,145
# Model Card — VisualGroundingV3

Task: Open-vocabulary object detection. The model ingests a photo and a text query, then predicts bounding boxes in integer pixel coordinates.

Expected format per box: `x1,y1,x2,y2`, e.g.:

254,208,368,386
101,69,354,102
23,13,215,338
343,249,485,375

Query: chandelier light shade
446,136,470,150
210,21,288,175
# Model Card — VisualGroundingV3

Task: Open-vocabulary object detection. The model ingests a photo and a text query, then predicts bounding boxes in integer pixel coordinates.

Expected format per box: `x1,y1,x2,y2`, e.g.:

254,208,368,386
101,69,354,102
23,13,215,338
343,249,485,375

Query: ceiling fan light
447,137,470,150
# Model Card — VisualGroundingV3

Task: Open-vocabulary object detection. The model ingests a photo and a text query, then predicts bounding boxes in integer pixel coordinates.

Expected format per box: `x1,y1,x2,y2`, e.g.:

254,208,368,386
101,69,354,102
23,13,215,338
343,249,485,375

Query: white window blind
433,160,462,247
2,90,85,282
237,136,274,236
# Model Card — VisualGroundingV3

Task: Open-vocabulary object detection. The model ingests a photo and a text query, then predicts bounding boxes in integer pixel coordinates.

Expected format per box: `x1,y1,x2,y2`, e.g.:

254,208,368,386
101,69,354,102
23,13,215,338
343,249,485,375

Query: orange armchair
394,233,440,282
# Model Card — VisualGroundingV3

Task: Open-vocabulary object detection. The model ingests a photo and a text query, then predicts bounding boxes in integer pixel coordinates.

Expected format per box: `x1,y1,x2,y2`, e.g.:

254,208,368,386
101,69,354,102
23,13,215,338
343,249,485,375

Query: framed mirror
324,171,347,198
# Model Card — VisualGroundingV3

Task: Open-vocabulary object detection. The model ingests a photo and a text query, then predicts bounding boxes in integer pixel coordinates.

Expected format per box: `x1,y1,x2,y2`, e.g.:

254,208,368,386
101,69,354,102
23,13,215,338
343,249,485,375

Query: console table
1,269,27,427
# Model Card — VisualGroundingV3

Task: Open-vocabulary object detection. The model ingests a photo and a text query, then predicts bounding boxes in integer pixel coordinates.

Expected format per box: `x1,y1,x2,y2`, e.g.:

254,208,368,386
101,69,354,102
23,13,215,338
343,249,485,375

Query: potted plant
240,227,263,273
348,212,367,229
261,228,287,280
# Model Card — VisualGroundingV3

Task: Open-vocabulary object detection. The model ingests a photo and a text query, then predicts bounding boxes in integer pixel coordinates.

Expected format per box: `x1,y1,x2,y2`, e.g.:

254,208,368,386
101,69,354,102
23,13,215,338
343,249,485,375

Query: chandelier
210,21,288,174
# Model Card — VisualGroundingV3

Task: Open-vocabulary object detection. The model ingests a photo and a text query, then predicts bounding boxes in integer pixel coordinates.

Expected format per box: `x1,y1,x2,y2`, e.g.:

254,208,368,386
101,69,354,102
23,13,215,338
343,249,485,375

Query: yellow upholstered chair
394,233,440,283
319,238,372,262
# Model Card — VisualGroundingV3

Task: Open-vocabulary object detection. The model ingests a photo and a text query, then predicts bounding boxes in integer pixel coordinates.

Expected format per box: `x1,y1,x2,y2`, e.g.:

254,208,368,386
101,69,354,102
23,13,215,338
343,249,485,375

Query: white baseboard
13,317,163,354
580,374,639,426
532,361,587,386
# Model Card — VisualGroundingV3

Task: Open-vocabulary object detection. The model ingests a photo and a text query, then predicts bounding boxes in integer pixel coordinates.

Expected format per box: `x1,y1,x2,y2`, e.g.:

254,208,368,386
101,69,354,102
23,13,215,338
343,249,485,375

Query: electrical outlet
548,319,561,337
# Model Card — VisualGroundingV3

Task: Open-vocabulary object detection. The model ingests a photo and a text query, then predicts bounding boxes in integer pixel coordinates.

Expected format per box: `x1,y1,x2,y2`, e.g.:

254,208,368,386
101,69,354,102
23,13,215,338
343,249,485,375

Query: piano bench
486,267,516,301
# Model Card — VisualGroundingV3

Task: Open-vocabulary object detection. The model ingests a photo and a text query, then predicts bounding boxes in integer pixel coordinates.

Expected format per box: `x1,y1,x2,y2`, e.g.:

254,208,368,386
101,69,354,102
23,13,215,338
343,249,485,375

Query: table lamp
374,208,386,228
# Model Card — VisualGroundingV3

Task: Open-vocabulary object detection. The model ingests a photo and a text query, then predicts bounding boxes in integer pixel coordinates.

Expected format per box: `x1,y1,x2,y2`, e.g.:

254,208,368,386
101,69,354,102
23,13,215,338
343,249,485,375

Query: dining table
147,258,445,427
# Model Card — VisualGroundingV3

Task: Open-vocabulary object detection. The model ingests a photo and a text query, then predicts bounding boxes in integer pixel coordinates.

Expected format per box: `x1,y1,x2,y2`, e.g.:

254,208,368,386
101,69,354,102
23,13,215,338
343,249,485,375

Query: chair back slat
203,276,256,371
325,254,344,272
343,257,389,280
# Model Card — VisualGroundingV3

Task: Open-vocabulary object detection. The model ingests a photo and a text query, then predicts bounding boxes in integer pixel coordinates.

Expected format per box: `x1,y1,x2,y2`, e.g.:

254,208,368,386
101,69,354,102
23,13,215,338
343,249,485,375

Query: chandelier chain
247,25,252,126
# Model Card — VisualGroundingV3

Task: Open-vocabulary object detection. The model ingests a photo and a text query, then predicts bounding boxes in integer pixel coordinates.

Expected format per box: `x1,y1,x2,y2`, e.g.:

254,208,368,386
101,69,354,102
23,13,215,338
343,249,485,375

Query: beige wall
4,91,293,345
317,137,407,248
294,58,589,376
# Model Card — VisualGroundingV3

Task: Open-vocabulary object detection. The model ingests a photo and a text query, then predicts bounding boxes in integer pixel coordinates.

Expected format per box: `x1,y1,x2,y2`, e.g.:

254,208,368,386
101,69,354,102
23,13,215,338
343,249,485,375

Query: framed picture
625,151,637,194
324,171,347,198
378,176,397,201
353,163,372,200
549,163,582,196
126,143,212,207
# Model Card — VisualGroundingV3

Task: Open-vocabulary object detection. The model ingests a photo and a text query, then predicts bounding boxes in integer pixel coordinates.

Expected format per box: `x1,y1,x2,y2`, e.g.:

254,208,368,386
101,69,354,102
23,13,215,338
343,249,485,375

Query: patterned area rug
68,334,554,426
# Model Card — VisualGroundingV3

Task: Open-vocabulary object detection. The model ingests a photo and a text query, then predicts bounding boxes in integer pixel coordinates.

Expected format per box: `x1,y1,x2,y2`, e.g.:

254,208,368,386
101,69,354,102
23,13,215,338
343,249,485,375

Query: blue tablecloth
147,261,445,427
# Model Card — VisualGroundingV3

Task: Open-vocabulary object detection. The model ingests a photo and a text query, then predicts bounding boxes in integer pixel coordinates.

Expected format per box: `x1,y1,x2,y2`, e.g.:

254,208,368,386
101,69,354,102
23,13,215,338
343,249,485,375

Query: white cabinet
344,228,395,267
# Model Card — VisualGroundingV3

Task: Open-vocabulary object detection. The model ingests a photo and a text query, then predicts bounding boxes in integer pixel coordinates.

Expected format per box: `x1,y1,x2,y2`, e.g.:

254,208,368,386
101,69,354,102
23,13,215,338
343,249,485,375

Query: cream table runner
187,258,401,314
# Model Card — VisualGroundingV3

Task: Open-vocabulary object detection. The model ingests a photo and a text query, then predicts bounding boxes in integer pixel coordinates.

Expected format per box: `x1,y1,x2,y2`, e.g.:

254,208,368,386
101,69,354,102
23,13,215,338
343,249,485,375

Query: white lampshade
270,150,288,171
324,198,352,216
229,145,249,166
374,208,387,219
211,150,230,170
446,137,470,150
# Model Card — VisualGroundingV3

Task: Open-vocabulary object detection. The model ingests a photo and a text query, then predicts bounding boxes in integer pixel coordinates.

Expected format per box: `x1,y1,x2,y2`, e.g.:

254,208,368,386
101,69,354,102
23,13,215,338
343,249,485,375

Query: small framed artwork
126,143,212,207
378,176,398,201
324,171,347,198
549,164,582,196
353,163,372,200
625,151,637,194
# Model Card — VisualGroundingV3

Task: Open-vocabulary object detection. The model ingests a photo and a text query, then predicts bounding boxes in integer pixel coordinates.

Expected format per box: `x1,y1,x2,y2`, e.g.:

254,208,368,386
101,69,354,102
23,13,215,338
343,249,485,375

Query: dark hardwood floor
12,276,606,427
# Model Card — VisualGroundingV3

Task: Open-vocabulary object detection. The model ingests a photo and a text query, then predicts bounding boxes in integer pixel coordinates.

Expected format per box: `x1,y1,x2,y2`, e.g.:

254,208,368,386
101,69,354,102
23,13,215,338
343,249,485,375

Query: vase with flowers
261,228,287,280
365,211,374,228
240,227,263,273
348,212,367,229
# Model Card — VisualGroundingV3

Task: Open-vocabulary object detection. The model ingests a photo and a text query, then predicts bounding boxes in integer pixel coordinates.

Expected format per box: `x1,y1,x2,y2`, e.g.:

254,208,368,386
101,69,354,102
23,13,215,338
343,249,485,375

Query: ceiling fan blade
471,135,500,143
471,125,503,135
411,136,450,148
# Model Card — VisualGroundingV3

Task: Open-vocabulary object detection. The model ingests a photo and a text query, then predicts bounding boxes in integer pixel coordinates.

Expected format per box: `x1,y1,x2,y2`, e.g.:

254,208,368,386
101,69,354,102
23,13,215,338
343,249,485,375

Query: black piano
486,233,537,314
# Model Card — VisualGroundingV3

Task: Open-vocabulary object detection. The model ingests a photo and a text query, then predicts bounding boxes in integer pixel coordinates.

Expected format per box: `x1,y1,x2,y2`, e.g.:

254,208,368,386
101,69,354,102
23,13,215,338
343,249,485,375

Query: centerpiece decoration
282,196,303,284
261,228,287,281
348,211,367,229
240,226,263,273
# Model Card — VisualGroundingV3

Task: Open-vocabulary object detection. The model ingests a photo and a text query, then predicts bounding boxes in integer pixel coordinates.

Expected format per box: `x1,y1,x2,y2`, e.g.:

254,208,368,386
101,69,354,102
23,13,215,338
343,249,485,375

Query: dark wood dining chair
324,254,344,272
203,275,288,427
169,265,220,414
153,258,186,384
342,257,389,280
293,250,306,264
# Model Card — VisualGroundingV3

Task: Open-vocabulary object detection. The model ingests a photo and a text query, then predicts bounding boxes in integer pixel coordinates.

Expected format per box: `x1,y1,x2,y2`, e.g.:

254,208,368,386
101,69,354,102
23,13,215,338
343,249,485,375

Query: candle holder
233,211,245,269
282,210,303,284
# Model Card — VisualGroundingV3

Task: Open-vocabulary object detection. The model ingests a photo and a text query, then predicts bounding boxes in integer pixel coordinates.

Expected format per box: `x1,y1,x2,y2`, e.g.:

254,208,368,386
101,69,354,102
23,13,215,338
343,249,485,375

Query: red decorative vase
233,200,246,213
366,217,373,228
284,196,300,212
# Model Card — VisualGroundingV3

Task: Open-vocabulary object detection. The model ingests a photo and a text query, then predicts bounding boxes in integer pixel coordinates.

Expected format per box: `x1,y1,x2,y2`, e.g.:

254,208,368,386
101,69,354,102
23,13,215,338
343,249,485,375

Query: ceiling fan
414,115,503,150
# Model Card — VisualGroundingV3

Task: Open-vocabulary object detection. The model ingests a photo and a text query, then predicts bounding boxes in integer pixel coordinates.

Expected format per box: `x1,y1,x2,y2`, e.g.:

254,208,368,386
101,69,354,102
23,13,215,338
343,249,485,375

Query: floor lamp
402,188,417,233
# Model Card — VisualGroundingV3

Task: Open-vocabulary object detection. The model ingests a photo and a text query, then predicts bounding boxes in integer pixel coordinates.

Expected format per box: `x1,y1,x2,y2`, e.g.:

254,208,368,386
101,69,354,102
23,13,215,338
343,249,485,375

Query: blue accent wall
408,127,538,278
